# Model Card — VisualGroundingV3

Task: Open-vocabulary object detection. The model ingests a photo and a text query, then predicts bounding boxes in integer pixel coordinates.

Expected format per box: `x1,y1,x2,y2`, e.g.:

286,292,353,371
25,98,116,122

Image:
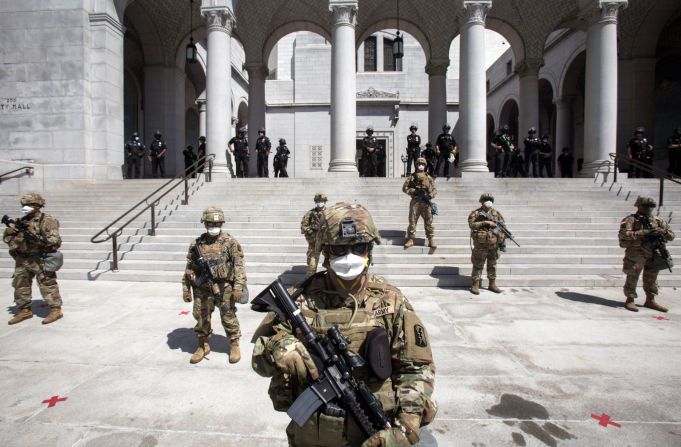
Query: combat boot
229,338,241,364
644,297,668,313
8,309,33,325
624,298,639,312
42,308,63,325
470,279,480,295
190,337,210,364
404,239,414,249
428,238,437,249
488,280,502,294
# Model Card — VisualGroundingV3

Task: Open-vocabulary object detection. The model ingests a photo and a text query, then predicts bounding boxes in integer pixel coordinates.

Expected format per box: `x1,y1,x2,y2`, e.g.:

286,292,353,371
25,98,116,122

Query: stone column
517,59,541,139
426,60,449,145
196,99,207,138
376,33,384,72
459,0,493,174
328,0,358,174
581,0,627,178
201,3,235,173
554,96,573,173
246,62,268,175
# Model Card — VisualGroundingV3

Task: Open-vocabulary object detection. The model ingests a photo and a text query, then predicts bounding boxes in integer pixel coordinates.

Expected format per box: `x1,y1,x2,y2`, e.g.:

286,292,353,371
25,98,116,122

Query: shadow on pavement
166,328,232,354
555,291,622,308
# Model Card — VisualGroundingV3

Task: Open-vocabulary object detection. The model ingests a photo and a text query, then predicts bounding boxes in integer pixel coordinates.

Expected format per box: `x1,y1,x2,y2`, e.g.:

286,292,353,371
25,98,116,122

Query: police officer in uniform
537,135,553,178
627,127,653,178
362,126,380,177
468,193,506,295
403,158,437,249
148,130,168,178
666,127,681,177
421,142,437,177
252,202,437,447
197,136,207,174
300,193,327,278
523,127,541,178
229,127,250,178
490,126,513,178
618,197,675,313
125,132,146,179
256,128,272,178
406,124,421,175
3,193,64,325
182,207,246,364
273,138,290,178
183,145,198,178
435,124,457,179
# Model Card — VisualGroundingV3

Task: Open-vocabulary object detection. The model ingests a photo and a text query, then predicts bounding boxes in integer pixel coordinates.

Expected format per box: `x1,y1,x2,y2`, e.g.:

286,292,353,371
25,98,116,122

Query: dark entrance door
356,138,388,177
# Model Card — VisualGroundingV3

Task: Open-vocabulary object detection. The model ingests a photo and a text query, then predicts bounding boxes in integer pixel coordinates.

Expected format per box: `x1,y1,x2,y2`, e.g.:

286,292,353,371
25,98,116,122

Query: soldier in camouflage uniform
468,193,505,295
618,197,675,312
3,193,63,325
300,193,328,278
182,207,246,364
252,202,437,447
403,157,437,249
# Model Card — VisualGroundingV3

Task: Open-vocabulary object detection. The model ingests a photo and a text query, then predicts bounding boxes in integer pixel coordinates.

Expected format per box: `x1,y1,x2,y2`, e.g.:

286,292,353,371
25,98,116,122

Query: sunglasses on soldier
327,243,371,257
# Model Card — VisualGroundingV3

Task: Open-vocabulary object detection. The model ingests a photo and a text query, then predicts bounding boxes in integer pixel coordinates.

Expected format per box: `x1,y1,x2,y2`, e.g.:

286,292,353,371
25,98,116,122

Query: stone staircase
2,175,679,288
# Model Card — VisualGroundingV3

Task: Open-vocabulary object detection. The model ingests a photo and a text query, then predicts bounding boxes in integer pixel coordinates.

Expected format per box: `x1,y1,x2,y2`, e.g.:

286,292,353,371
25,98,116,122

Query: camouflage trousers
12,260,62,310
622,252,659,299
306,240,321,277
407,199,434,239
471,243,499,281
192,286,240,340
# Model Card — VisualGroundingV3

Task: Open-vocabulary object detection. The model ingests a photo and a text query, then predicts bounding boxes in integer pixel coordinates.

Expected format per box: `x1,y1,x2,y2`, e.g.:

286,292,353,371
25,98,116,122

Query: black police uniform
229,135,249,178
628,137,652,178
197,141,206,173
523,136,541,177
422,145,437,176
406,133,421,175
183,147,198,177
558,150,574,178
124,138,146,179
435,132,456,178
362,136,380,177
149,137,168,178
256,135,272,177
508,146,526,178
537,140,553,178
273,145,290,178
667,133,681,177
491,133,512,178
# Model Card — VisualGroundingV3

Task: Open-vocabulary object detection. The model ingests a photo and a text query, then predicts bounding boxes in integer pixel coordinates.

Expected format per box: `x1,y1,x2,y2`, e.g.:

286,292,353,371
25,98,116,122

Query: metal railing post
208,158,213,182
150,203,156,236
112,234,119,271
660,177,664,208
182,178,189,205
613,159,618,183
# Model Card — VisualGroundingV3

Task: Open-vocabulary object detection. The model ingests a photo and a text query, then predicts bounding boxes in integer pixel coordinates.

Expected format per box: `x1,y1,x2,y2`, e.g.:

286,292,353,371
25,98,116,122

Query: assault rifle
497,134,515,153
192,243,222,298
479,210,520,248
251,279,392,439
638,215,674,272
415,189,438,216
1,215,44,244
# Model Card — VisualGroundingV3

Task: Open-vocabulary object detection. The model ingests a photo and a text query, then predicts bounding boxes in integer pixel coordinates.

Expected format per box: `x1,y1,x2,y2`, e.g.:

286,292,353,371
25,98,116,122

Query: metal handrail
0,166,34,184
609,152,681,207
90,154,215,271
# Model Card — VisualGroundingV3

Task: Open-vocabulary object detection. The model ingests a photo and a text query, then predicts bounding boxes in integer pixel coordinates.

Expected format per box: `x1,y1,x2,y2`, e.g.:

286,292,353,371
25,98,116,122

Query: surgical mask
134,137,139,141
483,201,493,209
330,253,368,280
207,227,221,236
315,202,325,209
21,205,34,215
417,165,425,171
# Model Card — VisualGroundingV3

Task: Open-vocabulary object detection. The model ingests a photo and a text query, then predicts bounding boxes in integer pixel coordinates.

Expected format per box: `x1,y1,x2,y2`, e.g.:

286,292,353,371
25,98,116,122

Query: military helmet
442,123,451,131
279,138,286,144
314,192,328,203
634,196,656,208
528,127,536,134
366,126,374,134
200,207,225,224
409,123,418,130
319,202,381,247
479,192,494,203
634,127,645,134
416,157,427,166
154,130,162,139
20,193,45,207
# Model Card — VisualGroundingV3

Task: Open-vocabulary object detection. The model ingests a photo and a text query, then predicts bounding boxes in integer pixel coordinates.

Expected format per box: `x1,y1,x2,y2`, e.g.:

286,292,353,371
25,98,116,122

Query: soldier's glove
4,227,17,236
183,291,192,303
270,337,319,383
232,288,243,302
406,188,416,196
360,428,412,447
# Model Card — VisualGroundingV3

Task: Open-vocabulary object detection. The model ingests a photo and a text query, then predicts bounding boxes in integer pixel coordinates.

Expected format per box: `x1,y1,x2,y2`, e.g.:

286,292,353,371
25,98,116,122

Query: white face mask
21,205,34,215
330,253,368,281
483,201,493,209
315,202,325,209
417,165,425,171
206,227,221,236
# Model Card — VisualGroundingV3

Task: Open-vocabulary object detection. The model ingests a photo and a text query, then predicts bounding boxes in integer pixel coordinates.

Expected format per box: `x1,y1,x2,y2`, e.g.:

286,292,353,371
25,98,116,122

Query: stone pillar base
461,170,495,179
328,159,357,173
459,159,490,173
579,160,617,183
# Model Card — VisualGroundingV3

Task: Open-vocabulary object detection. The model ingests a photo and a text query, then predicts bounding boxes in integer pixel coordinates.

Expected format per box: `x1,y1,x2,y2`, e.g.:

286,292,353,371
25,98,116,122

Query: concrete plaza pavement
1,279,680,447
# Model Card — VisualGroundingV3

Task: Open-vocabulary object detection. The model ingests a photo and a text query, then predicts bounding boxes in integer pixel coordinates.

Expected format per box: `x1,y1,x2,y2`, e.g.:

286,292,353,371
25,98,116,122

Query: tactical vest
470,208,503,246
194,235,237,283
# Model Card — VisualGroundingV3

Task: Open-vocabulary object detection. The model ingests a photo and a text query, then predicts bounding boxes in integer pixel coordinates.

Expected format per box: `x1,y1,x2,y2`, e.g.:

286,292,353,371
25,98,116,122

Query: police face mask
417,165,426,171
483,201,493,209
315,202,325,209
21,205,34,215
206,226,221,236
330,253,368,280
134,137,140,142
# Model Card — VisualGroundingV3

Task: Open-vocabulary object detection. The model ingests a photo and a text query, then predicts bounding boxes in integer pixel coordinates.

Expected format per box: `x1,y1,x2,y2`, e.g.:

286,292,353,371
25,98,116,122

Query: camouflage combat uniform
618,197,675,312
252,273,436,447
402,159,437,248
301,194,327,277
468,195,505,293
3,194,63,324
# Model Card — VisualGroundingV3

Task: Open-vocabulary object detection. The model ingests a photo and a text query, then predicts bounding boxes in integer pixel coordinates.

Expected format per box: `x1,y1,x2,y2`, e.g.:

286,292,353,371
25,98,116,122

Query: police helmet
442,123,451,131
318,202,381,247
366,126,374,134
425,142,432,147
279,138,286,145
238,127,247,134
502,125,510,133
154,130,162,139
258,127,266,134
528,127,536,134
20,193,45,207
132,132,139,138
410,123,418,131
200,207,225,224
199,136,206,142
634,127,645,134
479,192,494,203
634,196,656,208
314,192,328,203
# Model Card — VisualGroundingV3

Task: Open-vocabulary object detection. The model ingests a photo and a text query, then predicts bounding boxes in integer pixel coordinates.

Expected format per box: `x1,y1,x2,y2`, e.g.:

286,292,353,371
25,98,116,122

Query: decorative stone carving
356,87,399,99
462,1,492,25
598,0,627,24
245,63,270,80
202,8,235,34
515,58,544,77
329,1,358,27
426,60,450,77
